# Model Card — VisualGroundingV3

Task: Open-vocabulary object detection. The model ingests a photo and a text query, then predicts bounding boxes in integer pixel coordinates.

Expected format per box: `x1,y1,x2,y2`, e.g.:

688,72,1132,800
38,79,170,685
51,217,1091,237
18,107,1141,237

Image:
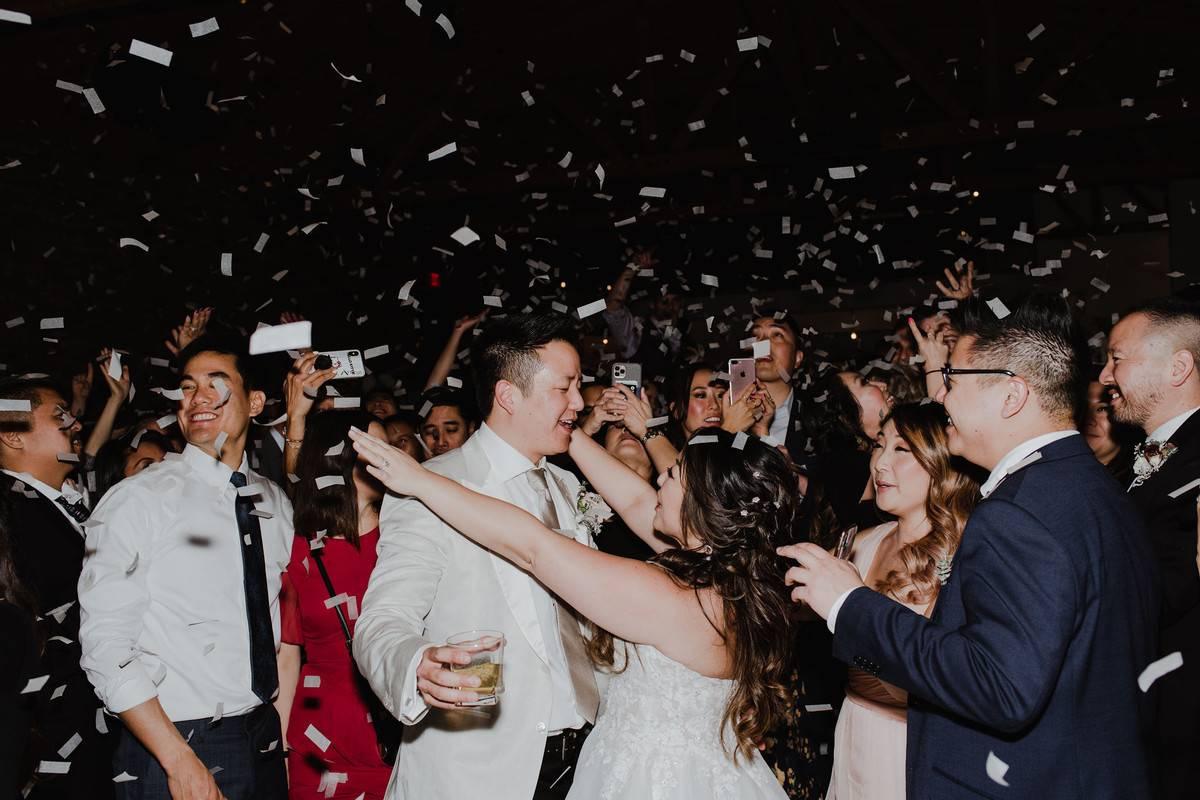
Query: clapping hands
165,307,213,357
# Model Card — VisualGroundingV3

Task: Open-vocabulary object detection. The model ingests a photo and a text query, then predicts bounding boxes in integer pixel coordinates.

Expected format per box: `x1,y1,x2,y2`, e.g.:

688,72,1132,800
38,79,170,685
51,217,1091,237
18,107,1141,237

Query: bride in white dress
349,423,792,799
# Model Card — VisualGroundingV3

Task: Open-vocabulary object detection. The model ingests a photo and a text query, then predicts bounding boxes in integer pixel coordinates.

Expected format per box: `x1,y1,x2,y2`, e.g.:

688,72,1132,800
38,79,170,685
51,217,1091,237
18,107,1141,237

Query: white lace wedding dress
569,643,788,799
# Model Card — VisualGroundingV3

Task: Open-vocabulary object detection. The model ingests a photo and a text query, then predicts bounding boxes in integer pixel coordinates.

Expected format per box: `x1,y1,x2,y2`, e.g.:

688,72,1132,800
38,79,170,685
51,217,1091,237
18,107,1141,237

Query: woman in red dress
278,411,393,800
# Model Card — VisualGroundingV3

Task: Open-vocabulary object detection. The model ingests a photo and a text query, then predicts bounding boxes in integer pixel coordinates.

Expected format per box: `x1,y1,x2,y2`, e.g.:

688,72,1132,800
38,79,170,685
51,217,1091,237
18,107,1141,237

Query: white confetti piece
316,476,346,490
1139,651,1183,692
483,295,503,308
249,321,312,355
828,166,856,180
689,435,719,445
305,724,333,752
155,413,177,429
332,397,360,409
752,339,771,359
40,317,64,330
330,62,361,82
521,89,535,106
0,8,32,24
119,237,150,251
594,163,605,190
236,483,264,497
56,80,84,94
363,344,389,360
645,416,669,428
0,399,32,412
219,252,232,276
253,232,269,253
1168,478,1200,499
38,761,71,775
303,675,322,688
58,732,83,758
985,298,1011,319
639,186,666,198
451,226,480,245
577,299,606,319
107,350,123,380
112,771,138,783
803,703,833,712
434,12,455,38
985,751,1010,786
687,120,706,132
732,431,749,450
21,675,49,693
736,36,758,51
700,274,718,287
301,221,326,235
428,142,457,161
1090,277,1111,293
1027,22,1045,40
129,39,173,67
1012,230,1035,244
350,147,365,166
83,88,105,114
398,279,416,301
189,17,219,37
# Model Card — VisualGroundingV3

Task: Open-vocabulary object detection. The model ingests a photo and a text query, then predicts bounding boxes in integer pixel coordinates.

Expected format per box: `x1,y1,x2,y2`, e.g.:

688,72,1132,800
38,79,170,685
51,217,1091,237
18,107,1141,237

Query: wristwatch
639,428,663,445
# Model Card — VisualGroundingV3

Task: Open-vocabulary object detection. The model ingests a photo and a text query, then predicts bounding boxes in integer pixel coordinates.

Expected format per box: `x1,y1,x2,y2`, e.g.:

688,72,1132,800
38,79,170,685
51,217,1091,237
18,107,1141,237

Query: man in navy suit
779,295,1159,799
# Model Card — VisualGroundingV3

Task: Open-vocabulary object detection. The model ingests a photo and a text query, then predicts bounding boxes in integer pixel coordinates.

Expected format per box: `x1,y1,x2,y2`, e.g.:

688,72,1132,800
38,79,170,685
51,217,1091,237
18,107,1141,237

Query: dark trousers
114,706,286,800
533,724,591,800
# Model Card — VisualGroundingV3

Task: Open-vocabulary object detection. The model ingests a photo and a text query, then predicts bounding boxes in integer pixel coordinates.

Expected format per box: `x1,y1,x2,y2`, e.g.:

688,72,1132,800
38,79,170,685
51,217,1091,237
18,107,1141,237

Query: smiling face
422,405,474,457
871,419,932,520
680,368,725,435
1083,381,1119,458
934,335,1001,465
840,371,892,439
0,388,81,488
1099,313,1166,431
178,351,264,465
750,316,803,384
504,339,585,460
652,458,686,541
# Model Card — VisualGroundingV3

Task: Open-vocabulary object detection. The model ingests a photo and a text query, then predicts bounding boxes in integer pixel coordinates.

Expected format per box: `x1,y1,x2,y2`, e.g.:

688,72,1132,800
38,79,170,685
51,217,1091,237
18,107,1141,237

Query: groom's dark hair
473,313,578,417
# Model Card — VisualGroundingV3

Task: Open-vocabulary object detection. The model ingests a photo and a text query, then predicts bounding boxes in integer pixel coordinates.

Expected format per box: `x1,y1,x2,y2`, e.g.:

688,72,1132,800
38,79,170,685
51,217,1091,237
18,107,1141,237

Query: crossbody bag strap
310,547,354,651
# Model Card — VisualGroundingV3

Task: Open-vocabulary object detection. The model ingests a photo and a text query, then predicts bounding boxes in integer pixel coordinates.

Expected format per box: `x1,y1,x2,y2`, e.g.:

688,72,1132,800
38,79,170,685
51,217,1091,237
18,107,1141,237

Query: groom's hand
416,646,483,709
777,543,865,620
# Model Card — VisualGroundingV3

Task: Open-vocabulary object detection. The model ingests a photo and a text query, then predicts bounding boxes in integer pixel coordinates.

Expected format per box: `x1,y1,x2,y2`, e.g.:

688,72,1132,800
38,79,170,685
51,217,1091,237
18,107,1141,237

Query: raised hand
70,361,95,417
284,352,335,421
349,426,429,497
279,310,307,326
99,348,132,403
453,309,488,335
165,307,213,357
906,316,950,398
751,384,776,437
722,382,759,434
935,260,975,301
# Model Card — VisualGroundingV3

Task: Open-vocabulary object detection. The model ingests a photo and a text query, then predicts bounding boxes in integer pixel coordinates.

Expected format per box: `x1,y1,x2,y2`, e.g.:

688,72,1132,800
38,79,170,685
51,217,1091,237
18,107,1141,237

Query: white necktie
525,467,600,723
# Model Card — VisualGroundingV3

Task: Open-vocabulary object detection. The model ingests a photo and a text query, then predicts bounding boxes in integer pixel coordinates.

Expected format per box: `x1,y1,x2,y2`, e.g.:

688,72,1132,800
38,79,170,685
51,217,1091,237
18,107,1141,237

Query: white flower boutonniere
1131,440,1179,490
575,485,614,539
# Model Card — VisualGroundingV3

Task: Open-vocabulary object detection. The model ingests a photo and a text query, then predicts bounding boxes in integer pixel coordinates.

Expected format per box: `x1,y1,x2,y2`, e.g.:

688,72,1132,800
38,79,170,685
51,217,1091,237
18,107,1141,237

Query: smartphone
611,362,642,396
728,358,756,404
315,350,366,380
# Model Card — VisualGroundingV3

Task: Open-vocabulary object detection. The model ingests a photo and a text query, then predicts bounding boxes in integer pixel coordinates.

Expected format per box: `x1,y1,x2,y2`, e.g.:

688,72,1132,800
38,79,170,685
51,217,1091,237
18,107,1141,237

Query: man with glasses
779,294,1159,799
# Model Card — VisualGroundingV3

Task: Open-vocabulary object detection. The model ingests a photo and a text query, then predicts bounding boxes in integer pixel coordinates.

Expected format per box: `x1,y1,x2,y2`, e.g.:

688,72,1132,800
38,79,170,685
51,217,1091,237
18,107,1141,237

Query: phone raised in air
727,358,756,405
315,350,366,380
611,362,642,396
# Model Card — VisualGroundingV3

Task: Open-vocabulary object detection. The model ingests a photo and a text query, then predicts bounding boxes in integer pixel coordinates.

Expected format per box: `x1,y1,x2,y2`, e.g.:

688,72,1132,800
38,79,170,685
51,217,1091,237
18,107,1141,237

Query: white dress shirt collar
1148,406,1200,445
180,443,250,487
767,388,795,445
1,468,85,532
473,422,545,483
979,430,1079,499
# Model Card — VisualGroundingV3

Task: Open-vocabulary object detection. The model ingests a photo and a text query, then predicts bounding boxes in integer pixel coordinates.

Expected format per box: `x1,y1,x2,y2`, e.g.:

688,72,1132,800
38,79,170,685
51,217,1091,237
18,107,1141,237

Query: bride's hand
349,426,428,496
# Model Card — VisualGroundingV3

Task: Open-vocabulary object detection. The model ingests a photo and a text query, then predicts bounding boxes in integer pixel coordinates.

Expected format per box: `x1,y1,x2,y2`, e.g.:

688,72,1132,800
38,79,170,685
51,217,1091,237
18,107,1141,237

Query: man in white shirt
354,314,599,800
1101,298,1200,799
79,337,294,800
0,377,112,799
750,312,805,458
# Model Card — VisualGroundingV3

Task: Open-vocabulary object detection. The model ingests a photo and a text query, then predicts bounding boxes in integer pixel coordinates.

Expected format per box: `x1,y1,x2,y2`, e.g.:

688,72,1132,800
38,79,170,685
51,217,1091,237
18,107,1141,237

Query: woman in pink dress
278,411,393,800
827,403,978,799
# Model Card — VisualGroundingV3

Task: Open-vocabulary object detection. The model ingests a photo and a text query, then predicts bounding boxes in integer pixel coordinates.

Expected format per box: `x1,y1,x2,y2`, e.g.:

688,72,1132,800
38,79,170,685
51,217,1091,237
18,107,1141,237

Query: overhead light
850,332,858,340
971,190,980,198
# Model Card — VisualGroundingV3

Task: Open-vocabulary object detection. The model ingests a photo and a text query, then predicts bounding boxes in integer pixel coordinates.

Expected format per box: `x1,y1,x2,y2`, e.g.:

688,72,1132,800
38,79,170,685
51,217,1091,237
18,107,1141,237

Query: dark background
1,0,1197,397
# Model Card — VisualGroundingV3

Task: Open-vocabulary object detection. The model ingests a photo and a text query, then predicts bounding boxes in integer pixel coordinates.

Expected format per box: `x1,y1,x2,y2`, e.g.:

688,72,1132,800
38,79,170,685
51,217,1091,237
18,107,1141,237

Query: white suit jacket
353,425,594,800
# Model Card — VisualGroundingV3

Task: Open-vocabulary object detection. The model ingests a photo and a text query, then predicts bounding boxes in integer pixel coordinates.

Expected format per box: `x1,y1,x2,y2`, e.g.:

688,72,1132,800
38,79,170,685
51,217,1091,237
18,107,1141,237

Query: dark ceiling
1,0,1197,382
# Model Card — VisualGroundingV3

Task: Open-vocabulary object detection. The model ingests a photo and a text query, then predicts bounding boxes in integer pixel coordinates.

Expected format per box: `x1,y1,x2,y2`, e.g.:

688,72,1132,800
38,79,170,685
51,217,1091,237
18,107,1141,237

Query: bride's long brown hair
586,428,799,761
873,403,978,605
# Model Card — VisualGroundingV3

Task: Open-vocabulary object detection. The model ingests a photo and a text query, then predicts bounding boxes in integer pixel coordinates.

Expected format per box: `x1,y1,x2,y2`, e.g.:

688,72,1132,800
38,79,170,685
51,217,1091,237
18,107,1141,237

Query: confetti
0,399,32,412
1138,651,1183,692
363,344,389,360
330,62,362,82
434,12,455,38
220,252,233,276
0,8,32,24
129,39,174,67
21,675,49,693
119,237,150,251
577,299,606,319
428,142,457,161
828,166,856,180
249,321,312,355
985,298,1011,319
451,226,481,246
985,751,1010,787
189,17,219,38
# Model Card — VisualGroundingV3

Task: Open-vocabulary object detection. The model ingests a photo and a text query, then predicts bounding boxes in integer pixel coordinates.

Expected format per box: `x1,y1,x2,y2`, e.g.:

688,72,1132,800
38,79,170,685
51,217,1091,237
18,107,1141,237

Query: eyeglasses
924,364,1017,392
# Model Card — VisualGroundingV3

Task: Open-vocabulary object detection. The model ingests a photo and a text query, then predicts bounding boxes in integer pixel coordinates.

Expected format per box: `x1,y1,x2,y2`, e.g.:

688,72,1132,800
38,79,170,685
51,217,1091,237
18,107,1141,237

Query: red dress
281,529,392,800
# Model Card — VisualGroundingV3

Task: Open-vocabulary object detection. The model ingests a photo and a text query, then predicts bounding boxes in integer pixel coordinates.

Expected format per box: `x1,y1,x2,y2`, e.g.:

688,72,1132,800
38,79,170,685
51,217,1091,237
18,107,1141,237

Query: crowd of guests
0,263,1197,800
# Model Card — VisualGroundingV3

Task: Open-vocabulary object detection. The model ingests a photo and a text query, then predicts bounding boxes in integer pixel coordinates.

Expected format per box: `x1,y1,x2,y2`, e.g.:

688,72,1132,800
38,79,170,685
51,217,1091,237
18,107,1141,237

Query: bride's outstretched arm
349,427,725,673
567,426,668,552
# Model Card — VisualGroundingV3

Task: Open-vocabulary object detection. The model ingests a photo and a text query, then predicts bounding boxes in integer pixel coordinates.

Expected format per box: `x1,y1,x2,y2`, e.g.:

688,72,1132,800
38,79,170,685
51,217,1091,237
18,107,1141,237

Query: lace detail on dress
572,644,787,800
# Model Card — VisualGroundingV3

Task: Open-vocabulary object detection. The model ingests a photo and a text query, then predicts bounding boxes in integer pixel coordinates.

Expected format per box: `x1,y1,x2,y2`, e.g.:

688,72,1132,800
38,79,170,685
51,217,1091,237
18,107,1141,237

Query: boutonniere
575,485,614,538
1131,440,1179,489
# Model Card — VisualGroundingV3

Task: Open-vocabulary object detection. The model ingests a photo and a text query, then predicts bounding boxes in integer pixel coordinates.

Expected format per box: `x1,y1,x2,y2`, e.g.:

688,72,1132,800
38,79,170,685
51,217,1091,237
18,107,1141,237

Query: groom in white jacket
354,314,601,799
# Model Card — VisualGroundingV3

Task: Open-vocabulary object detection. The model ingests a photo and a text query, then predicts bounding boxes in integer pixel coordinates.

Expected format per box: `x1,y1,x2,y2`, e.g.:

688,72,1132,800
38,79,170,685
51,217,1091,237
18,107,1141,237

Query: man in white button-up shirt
79,338,293,800
354,314,599,800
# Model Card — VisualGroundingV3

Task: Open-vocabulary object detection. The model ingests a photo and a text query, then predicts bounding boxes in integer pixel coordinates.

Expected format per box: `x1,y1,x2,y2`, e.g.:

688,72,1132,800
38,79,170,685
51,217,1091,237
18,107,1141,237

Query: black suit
836,435,1158,798
1,474,114,800
1128,409,1200,799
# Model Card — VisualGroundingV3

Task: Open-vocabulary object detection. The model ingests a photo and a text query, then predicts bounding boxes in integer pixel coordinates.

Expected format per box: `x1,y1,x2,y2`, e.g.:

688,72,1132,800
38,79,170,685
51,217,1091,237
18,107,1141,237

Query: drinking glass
447,629,505,707
833,525,859,560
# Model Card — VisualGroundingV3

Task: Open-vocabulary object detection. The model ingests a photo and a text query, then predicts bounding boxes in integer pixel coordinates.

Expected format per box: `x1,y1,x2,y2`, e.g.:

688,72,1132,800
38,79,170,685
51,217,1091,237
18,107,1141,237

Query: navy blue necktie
229,471,278,705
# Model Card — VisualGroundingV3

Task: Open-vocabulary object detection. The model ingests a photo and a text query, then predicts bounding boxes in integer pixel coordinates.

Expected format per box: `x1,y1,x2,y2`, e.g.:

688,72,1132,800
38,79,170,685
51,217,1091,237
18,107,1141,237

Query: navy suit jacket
833,434,1159,799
